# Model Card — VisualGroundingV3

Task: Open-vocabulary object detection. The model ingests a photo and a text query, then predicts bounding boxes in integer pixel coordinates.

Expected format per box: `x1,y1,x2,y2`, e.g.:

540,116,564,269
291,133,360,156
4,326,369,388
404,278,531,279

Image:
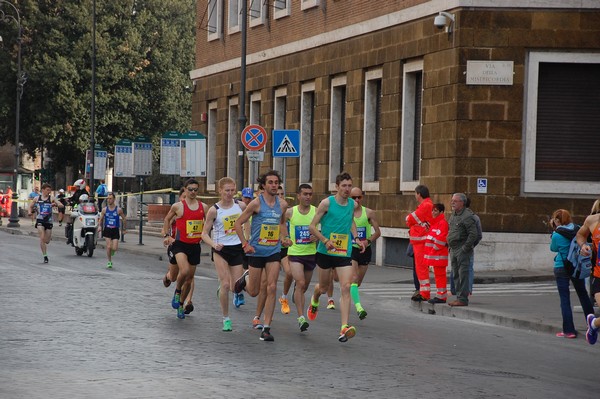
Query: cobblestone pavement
1,232,598,398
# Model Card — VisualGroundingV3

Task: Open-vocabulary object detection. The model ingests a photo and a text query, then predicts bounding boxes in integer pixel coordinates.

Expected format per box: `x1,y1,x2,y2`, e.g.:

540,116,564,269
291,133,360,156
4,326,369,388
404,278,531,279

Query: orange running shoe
338,325,356,342
307,302,319,321
279,297,290,314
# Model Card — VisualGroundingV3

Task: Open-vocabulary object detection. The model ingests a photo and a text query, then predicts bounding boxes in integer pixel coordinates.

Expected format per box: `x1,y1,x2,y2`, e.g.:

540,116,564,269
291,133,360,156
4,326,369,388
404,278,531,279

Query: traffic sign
273,129,300,158
477,177,488,194
247,151,265,162
241,124,267,151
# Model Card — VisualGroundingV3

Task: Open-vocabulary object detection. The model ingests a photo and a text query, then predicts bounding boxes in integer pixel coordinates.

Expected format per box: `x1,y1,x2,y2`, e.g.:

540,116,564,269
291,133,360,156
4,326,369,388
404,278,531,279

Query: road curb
409,300,560,335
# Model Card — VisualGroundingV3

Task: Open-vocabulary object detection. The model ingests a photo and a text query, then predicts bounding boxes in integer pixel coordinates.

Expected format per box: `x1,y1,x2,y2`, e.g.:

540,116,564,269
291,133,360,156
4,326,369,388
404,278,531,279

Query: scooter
69,201,99,257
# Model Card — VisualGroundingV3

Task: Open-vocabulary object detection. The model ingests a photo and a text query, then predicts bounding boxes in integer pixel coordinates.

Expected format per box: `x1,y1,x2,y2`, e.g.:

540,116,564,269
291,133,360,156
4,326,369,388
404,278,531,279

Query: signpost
85,144,108,180
180,131,207,177
132,136,152,245
160,131,181,175
242,125,267,190
272,129,301,196
114,139,134,178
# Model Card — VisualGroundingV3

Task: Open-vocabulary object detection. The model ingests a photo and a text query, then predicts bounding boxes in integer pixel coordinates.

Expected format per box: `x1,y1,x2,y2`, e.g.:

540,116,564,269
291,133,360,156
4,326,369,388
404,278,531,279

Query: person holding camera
549,209,594,339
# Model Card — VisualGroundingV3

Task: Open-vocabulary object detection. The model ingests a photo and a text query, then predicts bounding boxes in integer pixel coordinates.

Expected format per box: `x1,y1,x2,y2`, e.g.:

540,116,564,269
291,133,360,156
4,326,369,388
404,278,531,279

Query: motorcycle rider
66,179,90,245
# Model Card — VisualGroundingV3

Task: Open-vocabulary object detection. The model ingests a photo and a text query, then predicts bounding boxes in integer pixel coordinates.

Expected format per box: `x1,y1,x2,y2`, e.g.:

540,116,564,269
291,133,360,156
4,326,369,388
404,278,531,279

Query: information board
132,136,153,176
160,131,181,175
114,139,134,177
180,131,207,177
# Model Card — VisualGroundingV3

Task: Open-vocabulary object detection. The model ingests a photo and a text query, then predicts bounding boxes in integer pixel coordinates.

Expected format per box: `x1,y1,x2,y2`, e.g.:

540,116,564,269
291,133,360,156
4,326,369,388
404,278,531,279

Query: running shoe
162,274,171,287
279,297,290,314
172,291,181,309
184,302,194,314
307,302,319,321
234,270,248,294
177,305,185,319
338,325,356,342
107,261,113,269
252,317,263,329
298,316,309,332
260,327,274,341
586,314,598,345
233,293,241,308
327,299,336,310
356,306,367,320
222,319,232,332
238,293,245,306
556,332,577,339
43,256,49,264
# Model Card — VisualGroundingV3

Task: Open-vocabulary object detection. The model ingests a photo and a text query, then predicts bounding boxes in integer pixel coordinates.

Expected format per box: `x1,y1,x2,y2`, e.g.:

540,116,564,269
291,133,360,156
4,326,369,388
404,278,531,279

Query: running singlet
592,223,600,278
175,200,205,244
352,206,372,248
249,194,282,257
212,201,243,246
104,206,120,229
316,196,355,257
288,205,317,256
36,196,53,222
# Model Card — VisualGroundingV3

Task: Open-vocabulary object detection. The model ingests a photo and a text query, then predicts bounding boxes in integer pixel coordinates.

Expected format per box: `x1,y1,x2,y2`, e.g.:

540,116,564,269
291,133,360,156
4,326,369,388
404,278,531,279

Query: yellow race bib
327,233,349,256
186,220,203,239
222,214,239,236
258,224,280,246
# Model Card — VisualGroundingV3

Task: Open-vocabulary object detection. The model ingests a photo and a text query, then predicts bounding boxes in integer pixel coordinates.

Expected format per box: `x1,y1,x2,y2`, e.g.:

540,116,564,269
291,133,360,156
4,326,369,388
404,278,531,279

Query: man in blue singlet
98,192,126,269
28,183,64,263
233,170,290,342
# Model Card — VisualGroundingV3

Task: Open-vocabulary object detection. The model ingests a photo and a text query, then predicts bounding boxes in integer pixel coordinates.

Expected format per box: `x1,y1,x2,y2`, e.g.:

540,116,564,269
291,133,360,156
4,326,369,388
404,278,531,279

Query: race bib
258,224,280,246
39,202,52,217
294,225,312,244
222,213,239,236
186,220,203,239
106,216,118,228
327,233,349,256
356,226,367,240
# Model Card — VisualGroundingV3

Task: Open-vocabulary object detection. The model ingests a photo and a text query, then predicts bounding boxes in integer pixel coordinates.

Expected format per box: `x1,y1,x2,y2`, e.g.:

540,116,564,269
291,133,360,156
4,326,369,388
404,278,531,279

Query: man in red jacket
405,185,434,301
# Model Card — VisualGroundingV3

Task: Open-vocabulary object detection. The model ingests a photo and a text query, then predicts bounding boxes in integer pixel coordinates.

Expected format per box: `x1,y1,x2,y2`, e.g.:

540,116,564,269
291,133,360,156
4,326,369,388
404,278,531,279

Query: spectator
28,187,41,226
96,179,108,208
450,196,482,296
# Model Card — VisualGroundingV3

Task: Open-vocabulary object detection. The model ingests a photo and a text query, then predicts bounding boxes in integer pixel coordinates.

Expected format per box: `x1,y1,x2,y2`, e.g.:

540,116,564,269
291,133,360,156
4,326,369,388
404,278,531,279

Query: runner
348,187,381,319
98,192,126,269
233,170,290,341
160,178,208,319
201,177,247,332
28,183,64,263
307,172,366,342
283,183,318,332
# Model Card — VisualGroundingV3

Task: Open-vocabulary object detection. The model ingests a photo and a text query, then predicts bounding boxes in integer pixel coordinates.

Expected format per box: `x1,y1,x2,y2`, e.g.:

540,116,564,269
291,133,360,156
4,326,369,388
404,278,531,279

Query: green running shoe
222,319,232,332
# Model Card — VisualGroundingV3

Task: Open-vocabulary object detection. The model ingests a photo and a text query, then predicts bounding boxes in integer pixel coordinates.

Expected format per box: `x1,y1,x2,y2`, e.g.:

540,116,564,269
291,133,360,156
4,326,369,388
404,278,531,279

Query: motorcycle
69,201,99,257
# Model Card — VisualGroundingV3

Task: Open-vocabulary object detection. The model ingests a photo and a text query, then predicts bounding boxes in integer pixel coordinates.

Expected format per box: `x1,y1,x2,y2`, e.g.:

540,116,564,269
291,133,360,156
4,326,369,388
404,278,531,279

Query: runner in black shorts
98,192,126,269
29,183,64,264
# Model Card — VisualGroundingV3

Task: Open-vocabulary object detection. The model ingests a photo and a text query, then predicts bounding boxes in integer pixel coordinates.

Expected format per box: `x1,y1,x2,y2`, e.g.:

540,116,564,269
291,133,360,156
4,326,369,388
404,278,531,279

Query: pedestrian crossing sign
273,129,300,158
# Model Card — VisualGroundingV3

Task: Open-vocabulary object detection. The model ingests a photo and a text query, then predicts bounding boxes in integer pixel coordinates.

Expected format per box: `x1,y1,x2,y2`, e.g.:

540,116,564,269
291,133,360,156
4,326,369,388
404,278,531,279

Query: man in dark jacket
447,193,478,306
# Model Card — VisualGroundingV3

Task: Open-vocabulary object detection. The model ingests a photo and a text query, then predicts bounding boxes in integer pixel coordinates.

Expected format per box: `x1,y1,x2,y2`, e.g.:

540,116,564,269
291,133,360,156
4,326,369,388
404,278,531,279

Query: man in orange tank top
161,178,209,319
577,210,600,345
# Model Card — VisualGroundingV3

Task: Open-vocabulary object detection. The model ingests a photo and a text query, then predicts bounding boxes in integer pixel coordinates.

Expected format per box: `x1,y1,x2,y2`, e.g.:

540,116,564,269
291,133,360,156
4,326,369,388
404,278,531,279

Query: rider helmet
74,179,87,190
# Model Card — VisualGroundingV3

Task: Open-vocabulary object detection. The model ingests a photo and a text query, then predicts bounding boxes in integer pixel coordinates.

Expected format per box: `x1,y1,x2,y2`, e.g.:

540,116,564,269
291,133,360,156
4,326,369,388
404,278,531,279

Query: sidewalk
1,220,594,338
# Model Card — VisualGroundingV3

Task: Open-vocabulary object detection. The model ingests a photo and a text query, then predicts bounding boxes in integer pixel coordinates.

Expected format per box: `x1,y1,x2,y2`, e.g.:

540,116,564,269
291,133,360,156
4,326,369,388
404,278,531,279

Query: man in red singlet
161,178,209,319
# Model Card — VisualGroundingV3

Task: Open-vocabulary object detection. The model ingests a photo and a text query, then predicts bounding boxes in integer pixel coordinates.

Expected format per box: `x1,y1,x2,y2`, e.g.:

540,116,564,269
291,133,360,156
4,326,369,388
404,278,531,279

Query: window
524,51,600,195
301,0,320,11
207,0,223,41
329,76,347,190
228,98,239,180
207,101,218,191
228,0,242,34
274,0,291,19
362,69,382,192
400,60,423,192
249,0,267,27
300,82,315,183
273,87,287,173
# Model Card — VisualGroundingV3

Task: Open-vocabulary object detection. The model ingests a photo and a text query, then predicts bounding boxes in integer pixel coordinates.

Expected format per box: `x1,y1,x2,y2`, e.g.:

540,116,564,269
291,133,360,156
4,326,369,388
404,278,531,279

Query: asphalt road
0,232,597,399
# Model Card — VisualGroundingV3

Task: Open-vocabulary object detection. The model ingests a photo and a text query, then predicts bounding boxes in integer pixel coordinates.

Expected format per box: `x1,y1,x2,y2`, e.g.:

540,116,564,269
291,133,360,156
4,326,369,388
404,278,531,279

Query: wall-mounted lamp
434,11,455,34
185,80,197,93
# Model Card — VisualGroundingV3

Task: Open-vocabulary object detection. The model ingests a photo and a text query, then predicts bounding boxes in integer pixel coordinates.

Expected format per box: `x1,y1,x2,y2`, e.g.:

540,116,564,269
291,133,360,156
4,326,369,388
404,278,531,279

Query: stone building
189,0,600,270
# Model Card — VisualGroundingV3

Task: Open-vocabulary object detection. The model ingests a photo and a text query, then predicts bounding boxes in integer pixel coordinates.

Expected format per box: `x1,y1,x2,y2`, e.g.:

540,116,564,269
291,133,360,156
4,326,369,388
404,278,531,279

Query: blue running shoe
233,293,241,308
586,314,598,345
172,291,181,309
177,305,185,319
238,293,245,306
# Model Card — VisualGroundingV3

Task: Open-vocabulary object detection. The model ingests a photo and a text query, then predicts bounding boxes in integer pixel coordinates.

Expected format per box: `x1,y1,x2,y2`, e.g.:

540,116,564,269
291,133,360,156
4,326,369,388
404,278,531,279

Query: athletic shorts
351,245,372,266
280,247,288,258
315,252,352,269
103,227,120,240
243,254,249,270
212,244,244,266
167,243,177,265
35,220,53,230
288,255,317,271
591,275,600,298
170,240,201,266
247,252,281,269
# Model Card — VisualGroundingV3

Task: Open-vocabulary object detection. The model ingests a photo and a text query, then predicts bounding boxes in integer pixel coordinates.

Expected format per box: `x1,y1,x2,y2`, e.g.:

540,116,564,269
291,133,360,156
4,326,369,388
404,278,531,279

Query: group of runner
160,171,381,343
